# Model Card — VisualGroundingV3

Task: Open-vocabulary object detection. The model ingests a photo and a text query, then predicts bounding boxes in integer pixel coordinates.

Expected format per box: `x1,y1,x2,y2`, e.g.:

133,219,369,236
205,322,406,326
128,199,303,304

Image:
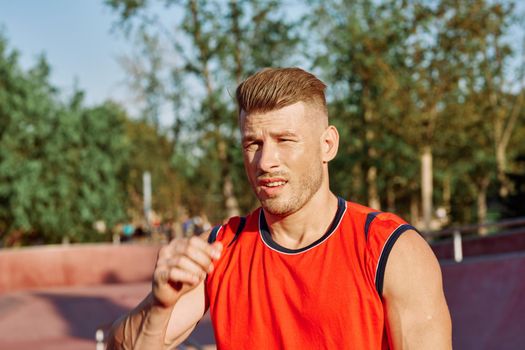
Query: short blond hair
236,67,327,116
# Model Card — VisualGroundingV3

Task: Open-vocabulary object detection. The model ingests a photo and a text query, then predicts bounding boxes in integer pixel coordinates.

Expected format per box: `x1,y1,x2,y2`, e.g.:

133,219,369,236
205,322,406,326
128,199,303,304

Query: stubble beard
257,162,324,217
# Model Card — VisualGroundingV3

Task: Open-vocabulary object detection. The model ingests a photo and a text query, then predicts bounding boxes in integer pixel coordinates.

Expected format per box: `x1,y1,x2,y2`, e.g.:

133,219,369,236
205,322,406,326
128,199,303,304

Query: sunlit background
1,1,525,349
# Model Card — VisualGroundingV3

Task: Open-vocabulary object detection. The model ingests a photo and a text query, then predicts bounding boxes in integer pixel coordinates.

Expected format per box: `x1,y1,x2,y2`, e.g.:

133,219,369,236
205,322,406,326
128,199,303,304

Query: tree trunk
363,88,380,210
218,140,240,217
477,176,490,236
189,0,240,218
485,41,525,198
496,141,510,197
367,165,381,210
421,146,433,232
223,173,240,217
229,0,243,84
386,182,395,212
443,173,451,214
410,190,419,226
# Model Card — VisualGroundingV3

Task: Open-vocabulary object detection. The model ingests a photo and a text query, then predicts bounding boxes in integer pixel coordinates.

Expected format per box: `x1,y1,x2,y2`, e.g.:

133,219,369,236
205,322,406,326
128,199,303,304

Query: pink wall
0,243,161,293
442,252,525,349
431,229,525,260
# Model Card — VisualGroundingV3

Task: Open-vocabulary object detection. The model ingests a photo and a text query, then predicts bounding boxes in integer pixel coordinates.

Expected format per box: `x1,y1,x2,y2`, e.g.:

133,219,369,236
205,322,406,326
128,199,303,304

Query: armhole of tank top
227,216,246,247
208,225,222,244
208,217,246,245
364,211,382,241
374,223,417,296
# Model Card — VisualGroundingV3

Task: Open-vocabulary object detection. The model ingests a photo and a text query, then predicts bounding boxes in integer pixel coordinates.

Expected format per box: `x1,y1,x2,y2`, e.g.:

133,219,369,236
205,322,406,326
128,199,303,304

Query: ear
321,125,339,163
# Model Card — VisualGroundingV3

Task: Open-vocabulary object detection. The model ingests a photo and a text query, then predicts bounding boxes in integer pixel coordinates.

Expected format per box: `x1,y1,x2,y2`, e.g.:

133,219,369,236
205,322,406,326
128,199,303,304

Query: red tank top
205,197,414,349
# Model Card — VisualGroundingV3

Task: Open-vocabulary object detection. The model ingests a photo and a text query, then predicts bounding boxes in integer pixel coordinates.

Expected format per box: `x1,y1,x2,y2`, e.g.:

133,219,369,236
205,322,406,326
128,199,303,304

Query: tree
123,118,184,223
0,35,131,245
107,0,302,221
310,0,425,217
309,0,524,232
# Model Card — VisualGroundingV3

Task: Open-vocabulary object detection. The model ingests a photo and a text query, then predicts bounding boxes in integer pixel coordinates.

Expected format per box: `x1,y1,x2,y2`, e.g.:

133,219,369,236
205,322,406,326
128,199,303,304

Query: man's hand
106,235,221,349
152,235,223,308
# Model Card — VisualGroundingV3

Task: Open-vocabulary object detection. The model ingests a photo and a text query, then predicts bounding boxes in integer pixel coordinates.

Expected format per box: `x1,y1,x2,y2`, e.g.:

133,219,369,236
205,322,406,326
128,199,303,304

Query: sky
1,0,524,121
0,1,134,109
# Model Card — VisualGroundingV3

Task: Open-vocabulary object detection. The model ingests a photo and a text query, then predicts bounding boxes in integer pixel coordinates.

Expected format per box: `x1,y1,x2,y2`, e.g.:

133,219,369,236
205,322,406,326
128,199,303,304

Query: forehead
240,102,316,134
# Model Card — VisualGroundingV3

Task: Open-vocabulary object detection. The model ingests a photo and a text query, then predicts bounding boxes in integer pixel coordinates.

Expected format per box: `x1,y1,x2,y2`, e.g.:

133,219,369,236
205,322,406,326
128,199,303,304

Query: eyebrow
273,130,298,138
242,130,298,143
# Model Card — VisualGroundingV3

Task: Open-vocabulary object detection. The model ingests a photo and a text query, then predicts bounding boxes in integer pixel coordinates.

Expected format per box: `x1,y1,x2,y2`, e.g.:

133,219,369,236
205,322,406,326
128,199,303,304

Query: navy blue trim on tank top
208,217,246,245
227,216,246,247
208,225,222,244
364,211,381,241
374,224,416,296
259,196,346,254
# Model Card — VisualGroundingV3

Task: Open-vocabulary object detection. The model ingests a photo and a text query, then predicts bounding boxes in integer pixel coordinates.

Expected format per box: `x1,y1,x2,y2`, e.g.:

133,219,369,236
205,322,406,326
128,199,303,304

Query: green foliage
310,0,525,226
108,0,302,221
123,118,182,221
106,0,525,228
0,36,131,246
2,0,525,245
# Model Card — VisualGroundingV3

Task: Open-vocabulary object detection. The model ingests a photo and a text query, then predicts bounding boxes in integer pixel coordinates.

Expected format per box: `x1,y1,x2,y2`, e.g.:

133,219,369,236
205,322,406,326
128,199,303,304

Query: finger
158,240,186,260
187,236,222,260
183,245,216,272
172,238,221,265
155,266,199,286
168,255,208,278
165,236,222,261
158,237,223,273
211,241,223,258
169,267,201,285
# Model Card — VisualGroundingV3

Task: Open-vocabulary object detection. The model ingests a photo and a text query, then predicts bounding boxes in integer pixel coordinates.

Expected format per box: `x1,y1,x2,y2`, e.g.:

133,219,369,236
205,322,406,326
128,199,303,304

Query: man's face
240,102,325,216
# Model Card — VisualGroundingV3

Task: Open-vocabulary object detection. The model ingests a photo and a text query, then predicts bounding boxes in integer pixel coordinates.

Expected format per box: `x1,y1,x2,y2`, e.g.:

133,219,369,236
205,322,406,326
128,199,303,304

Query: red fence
426,217,525,261
0,243,160,293
1,238,524,349
441,252,525,349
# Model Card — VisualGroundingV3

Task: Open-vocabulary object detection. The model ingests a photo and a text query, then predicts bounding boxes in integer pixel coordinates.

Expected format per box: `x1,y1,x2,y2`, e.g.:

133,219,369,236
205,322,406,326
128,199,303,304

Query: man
107,68,452,349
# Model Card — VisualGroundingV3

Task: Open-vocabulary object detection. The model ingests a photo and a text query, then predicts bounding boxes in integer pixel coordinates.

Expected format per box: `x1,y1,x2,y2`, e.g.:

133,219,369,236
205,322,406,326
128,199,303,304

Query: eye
244,141,261,152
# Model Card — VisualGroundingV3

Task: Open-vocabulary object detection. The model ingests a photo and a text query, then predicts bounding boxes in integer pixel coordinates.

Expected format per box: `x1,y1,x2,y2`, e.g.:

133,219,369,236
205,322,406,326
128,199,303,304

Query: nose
256,142,280,173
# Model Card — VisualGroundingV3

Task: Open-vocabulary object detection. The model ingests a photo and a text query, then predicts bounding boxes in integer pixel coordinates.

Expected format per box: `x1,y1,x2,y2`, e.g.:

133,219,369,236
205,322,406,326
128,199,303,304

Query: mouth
258,177,287,186
257,177,288,195
263,180,287,187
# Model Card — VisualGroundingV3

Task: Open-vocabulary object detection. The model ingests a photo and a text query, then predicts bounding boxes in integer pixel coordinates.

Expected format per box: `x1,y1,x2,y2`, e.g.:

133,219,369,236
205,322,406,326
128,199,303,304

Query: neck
263,187,339,250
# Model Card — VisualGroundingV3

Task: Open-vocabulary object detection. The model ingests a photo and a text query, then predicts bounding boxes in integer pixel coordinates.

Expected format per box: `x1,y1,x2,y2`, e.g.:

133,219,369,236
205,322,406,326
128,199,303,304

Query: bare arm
106,234,222,349
383,230,452,349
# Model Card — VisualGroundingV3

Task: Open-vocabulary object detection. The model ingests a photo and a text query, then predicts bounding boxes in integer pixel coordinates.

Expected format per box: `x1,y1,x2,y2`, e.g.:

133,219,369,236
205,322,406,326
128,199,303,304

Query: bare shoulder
383,230,441,292
382,230,452,349
383,229,444,302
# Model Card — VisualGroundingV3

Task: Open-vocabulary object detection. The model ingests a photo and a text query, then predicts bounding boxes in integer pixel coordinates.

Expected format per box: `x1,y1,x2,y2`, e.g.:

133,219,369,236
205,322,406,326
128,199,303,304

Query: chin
260,197,298,216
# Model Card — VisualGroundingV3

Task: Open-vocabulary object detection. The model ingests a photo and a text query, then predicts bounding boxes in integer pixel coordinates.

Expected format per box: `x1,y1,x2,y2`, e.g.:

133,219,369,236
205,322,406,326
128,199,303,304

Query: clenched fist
152,235,223,308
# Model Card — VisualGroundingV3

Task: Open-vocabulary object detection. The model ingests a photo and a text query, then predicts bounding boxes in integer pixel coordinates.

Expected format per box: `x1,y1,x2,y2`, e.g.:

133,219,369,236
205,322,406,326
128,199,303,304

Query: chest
208,232,379,327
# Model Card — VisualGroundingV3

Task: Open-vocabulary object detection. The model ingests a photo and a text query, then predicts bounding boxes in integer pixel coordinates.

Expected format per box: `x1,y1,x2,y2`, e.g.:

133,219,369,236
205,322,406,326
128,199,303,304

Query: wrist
135,295,174,339
149,293,178,312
